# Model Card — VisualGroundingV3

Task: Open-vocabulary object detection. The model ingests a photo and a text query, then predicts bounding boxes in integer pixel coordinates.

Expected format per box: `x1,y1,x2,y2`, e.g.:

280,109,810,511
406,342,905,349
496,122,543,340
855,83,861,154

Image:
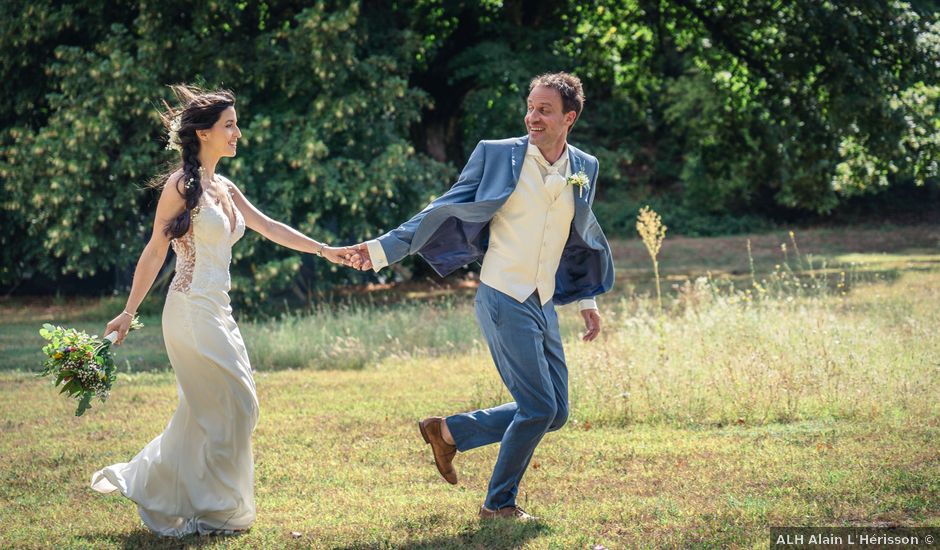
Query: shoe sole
418,420,458,485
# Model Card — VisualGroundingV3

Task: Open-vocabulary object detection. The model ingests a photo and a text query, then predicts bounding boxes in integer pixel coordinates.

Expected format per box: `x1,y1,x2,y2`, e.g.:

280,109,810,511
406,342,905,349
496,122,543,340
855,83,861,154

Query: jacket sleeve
575,155,608,308
375,141,487,265
587,155,600,208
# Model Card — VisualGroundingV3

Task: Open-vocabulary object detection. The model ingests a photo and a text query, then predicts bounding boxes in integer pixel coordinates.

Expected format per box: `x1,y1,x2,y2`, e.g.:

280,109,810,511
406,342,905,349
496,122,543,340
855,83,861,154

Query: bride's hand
104,312,134,346
322,246,363,269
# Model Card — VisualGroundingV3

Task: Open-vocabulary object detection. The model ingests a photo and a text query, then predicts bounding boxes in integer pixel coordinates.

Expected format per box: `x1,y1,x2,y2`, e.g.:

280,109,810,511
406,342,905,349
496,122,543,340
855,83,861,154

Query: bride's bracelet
120,310,135,319
315,243,326,257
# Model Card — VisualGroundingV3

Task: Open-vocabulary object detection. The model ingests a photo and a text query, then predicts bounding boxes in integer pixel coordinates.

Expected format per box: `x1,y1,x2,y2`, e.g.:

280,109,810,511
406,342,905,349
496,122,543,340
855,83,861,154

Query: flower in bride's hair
165,116,182,152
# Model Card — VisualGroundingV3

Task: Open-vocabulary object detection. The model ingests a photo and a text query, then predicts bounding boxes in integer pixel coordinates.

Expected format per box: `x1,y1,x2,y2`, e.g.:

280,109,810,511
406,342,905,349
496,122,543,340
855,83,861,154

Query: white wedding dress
92,184,259,537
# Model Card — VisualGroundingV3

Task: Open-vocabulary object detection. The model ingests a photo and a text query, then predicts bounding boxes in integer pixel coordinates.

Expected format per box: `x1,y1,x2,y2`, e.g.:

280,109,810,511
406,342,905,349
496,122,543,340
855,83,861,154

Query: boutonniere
567,171,590,199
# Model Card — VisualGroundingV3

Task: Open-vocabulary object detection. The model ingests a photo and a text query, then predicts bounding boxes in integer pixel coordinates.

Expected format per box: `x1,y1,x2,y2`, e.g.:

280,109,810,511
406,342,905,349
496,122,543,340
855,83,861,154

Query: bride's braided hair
159,85,235,239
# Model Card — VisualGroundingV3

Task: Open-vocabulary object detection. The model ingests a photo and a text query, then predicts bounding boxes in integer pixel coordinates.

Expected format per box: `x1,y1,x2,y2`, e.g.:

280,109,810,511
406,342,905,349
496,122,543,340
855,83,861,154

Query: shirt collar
526,143,569,170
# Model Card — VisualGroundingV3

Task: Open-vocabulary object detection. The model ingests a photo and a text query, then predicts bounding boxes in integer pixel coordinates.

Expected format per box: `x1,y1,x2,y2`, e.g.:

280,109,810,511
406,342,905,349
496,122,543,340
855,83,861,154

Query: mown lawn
1,225,938,549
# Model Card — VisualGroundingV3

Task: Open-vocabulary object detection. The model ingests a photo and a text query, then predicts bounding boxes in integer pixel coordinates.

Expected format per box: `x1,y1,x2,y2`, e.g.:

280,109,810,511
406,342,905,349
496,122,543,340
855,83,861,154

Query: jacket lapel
568,146,588,219
510,137,527,185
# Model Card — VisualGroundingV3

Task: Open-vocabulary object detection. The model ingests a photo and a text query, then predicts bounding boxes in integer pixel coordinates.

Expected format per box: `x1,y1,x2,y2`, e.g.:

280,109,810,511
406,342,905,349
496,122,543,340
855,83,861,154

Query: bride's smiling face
197,106,241,158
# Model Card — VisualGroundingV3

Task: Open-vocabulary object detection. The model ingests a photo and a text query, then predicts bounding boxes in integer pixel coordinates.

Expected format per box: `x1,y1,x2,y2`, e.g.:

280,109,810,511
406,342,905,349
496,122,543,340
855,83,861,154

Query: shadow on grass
819,267,902,295
337,518,548,550
77,530,236,550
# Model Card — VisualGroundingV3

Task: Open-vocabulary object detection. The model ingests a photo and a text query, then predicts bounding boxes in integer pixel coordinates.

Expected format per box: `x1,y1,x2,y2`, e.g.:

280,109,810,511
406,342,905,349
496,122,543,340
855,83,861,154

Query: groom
354,72,614,520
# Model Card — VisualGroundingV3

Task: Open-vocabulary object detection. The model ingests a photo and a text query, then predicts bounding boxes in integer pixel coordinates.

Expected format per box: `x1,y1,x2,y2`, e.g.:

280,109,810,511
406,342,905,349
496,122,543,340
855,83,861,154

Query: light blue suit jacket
376,136,615,305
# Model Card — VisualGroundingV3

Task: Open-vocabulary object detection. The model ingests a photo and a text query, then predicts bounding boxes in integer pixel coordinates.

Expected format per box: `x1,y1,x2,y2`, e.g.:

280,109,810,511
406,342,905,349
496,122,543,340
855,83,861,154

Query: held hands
581,309,602,342
321,246,364,269
317,244,373,271
352,243,372,271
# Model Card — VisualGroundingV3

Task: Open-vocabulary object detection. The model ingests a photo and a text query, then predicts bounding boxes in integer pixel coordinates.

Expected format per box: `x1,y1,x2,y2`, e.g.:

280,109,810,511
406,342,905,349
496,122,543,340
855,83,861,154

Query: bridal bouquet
38,318,143,416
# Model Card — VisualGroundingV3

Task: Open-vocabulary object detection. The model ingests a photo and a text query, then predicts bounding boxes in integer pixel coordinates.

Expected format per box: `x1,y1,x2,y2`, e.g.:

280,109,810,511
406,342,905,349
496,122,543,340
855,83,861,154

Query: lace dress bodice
169,186,245,296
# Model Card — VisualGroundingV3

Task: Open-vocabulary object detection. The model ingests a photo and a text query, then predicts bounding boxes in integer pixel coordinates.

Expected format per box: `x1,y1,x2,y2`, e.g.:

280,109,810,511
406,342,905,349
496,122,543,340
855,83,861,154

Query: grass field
1,225,938,549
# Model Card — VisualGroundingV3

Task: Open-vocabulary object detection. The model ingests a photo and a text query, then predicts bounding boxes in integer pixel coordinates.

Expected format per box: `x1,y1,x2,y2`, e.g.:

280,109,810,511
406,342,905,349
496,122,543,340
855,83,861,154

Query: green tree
0,1,453,305
566,0,939,214
1,0,937,301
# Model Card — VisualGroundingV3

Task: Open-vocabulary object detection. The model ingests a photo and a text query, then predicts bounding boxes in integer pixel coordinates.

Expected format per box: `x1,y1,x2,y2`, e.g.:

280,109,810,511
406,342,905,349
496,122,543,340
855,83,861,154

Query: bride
91,85,359,536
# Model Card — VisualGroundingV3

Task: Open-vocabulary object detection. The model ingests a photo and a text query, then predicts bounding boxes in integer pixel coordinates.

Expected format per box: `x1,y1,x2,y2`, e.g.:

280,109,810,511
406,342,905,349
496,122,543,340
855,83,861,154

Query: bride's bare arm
224,178,361,267
104,174,186,344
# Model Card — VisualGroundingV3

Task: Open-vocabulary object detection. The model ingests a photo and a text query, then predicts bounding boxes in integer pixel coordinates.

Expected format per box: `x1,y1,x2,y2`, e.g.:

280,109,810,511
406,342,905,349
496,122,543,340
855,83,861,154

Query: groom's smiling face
525,85,577,149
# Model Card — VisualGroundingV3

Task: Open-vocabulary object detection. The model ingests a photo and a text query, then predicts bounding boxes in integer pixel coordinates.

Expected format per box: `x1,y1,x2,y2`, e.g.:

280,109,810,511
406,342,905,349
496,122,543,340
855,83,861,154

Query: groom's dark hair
529,72,585,130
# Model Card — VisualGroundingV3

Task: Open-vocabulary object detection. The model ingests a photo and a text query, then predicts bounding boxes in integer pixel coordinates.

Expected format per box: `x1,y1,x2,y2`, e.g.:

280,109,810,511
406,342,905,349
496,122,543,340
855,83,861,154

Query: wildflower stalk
788,230,807,272
788,230,819,290
747,239,757,289
637,206,667,312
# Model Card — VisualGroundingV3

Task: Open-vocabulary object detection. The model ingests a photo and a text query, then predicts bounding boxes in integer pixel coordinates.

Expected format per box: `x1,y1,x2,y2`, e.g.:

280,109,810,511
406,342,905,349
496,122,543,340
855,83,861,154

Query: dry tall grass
567,237,940,427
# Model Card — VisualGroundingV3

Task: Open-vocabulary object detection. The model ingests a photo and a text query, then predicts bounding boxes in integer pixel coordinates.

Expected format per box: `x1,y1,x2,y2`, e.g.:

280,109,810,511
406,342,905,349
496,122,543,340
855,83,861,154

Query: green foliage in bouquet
38,319,142,416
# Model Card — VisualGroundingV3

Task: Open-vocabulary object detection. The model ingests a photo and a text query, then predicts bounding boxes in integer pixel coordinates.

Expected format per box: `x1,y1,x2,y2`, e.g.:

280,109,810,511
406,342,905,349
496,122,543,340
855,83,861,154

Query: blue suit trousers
446,283,569,510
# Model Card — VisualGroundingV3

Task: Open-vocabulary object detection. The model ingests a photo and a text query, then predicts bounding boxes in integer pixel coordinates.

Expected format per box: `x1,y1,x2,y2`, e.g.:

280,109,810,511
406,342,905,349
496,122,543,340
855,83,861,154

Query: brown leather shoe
418,417,458,485
478,505,538,522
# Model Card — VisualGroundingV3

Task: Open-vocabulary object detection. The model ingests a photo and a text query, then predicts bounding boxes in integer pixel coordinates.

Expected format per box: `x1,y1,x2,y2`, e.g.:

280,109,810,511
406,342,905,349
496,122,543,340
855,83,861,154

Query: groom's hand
581,309,601,342
354,243,373,271
323,246,362,269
